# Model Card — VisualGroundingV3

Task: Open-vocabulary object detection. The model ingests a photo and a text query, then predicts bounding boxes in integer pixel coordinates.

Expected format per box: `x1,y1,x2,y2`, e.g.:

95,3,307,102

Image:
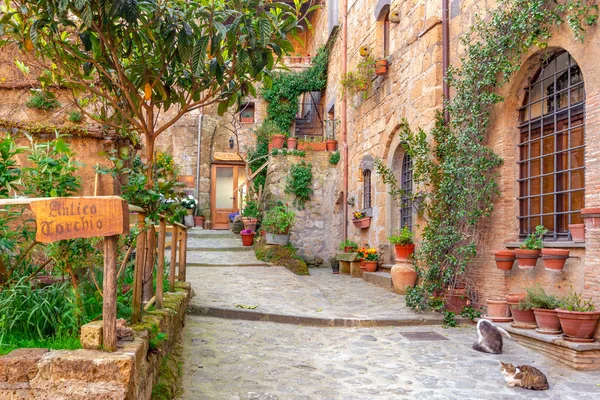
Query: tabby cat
500,362,550,391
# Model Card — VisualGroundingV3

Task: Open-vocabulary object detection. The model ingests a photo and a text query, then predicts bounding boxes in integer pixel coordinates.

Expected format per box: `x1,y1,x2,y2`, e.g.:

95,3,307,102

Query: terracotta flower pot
394,244,415,261
193,216,205,228
240,232,254,247
445,288,469,313
240,116,254,123
353,217,371,229
514,249,540,269
375,59,388,75
494,250,515,271
242,217,258,232
532,308,562,333
359,259,366,270
287,137,298,150
271,134,285,149
509,305,537,326
569,223,585,242
556,309,600,340
390,262,417,295
325,140,337,151
344,246,357,253
487,299,511,318
506,292,527,303
363,261,378,272
541,248,570,272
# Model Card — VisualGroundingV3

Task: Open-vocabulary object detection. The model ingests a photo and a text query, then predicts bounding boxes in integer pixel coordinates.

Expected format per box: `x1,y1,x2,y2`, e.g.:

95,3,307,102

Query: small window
239,103,255,123
363,169,372,209
400,153,413,231
383,11,390,58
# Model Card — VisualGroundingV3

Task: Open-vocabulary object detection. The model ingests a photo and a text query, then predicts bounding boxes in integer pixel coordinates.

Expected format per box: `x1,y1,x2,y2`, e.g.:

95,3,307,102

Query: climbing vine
285,161,313,209
378,0,598,312
262,47,329,133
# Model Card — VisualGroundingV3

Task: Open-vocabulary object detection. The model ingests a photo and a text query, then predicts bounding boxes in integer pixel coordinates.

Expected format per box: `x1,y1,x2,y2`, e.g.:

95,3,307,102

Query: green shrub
68,111,83,123
520,225,547,250
329,152,340,165
559,291,596,312
262,203,295,235
525,285,559,309
25,90,60,110
338,239,358,251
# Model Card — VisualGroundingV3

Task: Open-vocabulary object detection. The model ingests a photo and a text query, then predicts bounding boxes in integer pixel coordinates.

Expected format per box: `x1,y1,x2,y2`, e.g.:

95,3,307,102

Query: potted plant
240,229,255,247
352,210,371,229
445,287,470,313
388,226,414,260
569,223,585,242
505,292,527,303
292,53,303,63
362,248,379,272
514,225,547,269
325,138,337,151
356,247,368,269
287,137,298,150
180,195,198,215
509,300,537,328
262,203,295,245
375,59,388,75
228,211,239,230
541,248,570,272
339,239,358,253
556,291,600,341
242,198,260,232
325,119,338,151
525,286,561,334
340,55,376,99
240,109,254,123
494,249,515,270
259,121,286,149
486,298,511,320
194,214,205,228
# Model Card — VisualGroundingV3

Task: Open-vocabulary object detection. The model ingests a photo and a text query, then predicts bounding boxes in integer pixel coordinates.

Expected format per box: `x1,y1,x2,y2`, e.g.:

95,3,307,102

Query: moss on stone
151,339,183,400
254,237,309,275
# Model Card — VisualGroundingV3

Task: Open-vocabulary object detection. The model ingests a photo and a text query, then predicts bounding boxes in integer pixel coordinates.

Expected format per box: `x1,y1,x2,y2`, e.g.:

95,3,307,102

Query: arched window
363,169,372,209
517,51,585,240
383,11,390,58
400,153,413,231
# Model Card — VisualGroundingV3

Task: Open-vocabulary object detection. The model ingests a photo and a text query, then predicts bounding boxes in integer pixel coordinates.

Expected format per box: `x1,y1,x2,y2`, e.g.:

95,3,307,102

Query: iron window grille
517,51,585,240
363,169,372,209
400,153,413,231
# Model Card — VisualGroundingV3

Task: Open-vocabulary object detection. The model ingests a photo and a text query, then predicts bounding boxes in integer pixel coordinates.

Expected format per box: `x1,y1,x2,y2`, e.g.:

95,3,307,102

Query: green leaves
285,161,313,209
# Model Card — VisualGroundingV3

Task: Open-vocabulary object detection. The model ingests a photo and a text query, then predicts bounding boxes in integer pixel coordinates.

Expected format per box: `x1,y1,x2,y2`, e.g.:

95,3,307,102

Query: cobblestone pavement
179,317,600,400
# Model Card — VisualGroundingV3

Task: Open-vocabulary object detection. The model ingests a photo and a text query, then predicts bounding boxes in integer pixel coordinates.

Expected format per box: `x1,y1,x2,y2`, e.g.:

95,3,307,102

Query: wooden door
210,164,247,230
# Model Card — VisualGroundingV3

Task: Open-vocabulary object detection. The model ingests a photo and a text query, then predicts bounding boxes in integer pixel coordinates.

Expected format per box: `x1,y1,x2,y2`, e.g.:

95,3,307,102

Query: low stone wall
0,282,192,400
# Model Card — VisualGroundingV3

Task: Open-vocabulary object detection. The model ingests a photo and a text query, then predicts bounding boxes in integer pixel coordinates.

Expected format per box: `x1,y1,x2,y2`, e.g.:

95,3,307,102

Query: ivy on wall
377,0,598,312
285,161,313,209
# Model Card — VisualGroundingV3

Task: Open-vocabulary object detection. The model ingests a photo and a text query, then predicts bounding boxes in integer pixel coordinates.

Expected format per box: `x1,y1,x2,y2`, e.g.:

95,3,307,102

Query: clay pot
509,305,537,325
325,140,337,151
532,308,562,333
363,261,378,272
240,232,254,247
242,217,258,232
287,137,298,150
240,116,254,123
541,248,570,272
445,289,469,313
556,310,600,339
271,134,285,149
359,259,366,270
390,262,417,295
394,244,415,261
569,223,585,242
514,249,540,269
344,246,357,253
487,299,511,318
494,250,515,271
193,216,205,228
375,59,388,75
505,292,527,303
352,217,371,229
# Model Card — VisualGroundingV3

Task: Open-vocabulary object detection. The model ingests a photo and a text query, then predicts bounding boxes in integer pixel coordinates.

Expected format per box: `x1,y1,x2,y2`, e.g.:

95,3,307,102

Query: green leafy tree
0,0,319,175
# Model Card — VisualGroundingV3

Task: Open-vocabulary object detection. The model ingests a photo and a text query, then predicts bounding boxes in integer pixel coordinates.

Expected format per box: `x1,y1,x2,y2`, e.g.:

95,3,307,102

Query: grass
0,333,81,356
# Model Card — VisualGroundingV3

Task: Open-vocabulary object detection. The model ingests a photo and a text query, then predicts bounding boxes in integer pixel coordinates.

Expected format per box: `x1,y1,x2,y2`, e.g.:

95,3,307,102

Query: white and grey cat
500,362,550,390
472,319,511,354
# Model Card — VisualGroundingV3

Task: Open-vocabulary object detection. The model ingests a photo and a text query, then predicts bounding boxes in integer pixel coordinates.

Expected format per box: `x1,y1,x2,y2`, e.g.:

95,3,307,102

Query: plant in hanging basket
352,210,371,229
388,226,415,260
556,291,600,340
515,225,547,269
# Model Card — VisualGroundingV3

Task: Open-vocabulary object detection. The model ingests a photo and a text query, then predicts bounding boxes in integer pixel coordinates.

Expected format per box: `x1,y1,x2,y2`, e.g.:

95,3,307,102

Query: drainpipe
195,114,204,204
341,0,349,242
442,0,450,123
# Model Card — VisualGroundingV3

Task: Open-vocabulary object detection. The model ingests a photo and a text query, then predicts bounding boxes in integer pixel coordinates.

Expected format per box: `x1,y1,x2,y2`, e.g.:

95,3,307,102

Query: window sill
504,241,586,249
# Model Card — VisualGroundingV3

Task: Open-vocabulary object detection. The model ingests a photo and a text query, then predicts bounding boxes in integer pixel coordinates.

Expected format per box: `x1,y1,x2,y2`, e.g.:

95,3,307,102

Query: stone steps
362,271,393,291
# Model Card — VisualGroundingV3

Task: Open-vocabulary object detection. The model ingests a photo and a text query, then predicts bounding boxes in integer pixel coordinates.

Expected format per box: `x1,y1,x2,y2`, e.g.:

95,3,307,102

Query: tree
0,0,319,173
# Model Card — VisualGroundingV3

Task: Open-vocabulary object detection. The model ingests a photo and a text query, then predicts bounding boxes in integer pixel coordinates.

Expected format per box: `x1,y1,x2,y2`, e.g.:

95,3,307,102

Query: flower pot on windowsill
271,134,285,149
240,116,254,123
514,249,540,269
375,59,388,75
363,260,378,272
194,216,205,228
287,137,298,150
241,232,254,246
541,248,570,272
394,244,415,261
325,140,337,151
494,250,515,270
569,224,585,242
353,217,371,229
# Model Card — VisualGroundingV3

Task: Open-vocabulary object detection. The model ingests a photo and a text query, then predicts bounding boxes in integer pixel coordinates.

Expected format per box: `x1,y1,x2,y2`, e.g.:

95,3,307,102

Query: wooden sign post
30,196,129,352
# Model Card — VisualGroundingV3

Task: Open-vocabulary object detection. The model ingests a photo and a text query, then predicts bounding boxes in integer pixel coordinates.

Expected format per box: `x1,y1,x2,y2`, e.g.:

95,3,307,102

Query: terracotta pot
556,309,600,339
352,217,371,229
359,259,366,270
287,137,298,150
193,216,205,228
494,250,515,271
363,261,378,272
240,232,254,247
541,248,570,272
390,262,417,294
271,134,285,149
344,246,357,253
509,305,537,325
445,289,469,313
297,141,327,151
375,59,388,75
325,140,337,151
394,244,415,261
532,308,562,333
487,299,511,318
242,217,258,232
514,249,540,269
506,292,527,303
240,116,254,123
292,56,302,63
569,223,585,242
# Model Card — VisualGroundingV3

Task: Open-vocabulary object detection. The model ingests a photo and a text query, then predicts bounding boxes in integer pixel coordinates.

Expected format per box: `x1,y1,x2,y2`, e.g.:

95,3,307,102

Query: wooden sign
214,152,243,162
30,196,130,243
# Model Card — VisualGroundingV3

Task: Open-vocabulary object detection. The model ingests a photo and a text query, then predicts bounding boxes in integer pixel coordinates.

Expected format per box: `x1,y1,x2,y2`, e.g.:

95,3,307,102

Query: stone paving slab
180,317,600,400
173,250,269,267
186,267,449,324
186,237,252,252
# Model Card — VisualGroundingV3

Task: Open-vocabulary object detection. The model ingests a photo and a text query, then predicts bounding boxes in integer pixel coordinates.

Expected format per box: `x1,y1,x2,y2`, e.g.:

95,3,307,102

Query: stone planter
325,140,337,151
486,299,511,318
375,59,388,75
287,137,298,150
569,223,585,242
193,216,205,228
445,288,469,313
271,134,286,149
494,250,515,271
556,310,600,340
363,260,378,272
394,244,415,261
352,217,371,229
541,248,570,272
240,232,254,247
265,232,290,245
532,308,562,334
242,217,258,232
390,262,417,295
514,249,540,269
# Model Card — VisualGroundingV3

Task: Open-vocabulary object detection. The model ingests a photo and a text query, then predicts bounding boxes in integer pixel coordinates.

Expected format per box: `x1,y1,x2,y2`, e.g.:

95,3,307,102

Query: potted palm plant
262,203,295,245
526,286,561,334
339,239,358,253
388,226,414,260
556,291,600,341
514,225,547,269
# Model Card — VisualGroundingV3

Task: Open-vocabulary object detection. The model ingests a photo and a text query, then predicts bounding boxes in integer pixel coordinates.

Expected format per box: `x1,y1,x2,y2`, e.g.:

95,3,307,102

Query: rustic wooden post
131,213,146,324
156,218,166,309
169,225,178,292
142,225,156,304
178,229,188,282
103,235,118,352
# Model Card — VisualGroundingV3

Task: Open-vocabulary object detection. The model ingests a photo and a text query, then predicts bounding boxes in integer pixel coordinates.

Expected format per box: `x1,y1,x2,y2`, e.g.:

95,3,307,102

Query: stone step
168,250,269,267
185,237,250,252
362,271,393,291
380,263,393,272
170,230,236,239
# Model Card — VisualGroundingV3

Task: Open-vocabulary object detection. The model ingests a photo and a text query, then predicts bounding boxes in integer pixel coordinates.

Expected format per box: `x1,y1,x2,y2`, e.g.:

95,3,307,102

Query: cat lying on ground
472,319,511,354
500,362,550,390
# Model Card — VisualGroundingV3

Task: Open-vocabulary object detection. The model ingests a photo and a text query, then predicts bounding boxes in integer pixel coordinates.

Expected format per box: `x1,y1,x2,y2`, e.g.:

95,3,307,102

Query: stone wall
0,283,192,400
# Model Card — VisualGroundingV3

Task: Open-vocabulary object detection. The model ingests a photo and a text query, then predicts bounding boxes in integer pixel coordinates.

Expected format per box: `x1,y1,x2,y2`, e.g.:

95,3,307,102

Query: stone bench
335,253,362,278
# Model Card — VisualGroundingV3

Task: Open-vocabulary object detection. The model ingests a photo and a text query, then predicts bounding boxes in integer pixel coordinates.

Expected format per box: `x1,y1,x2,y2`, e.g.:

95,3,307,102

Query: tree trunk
144,133,155,186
